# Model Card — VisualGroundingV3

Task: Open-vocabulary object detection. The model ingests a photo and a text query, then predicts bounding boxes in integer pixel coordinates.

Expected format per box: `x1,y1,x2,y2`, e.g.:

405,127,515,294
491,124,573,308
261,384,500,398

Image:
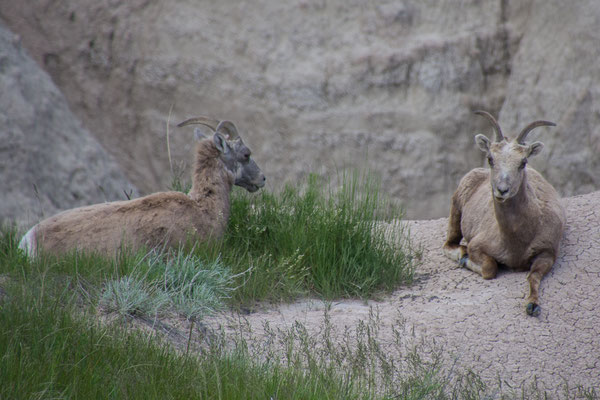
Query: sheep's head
473,110,555,203
178,117,266,192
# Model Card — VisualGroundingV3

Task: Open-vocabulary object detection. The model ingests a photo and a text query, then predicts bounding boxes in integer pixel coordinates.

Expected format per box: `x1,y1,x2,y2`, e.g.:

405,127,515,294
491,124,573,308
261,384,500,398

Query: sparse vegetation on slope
0,170,421,399
195,171,416,305
0,226,469,400
1,183,599,399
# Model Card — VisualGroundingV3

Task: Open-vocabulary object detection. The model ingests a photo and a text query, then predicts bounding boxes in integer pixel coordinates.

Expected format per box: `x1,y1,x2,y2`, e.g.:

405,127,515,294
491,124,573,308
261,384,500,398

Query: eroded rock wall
0,22,137,227
500,0,600,197
1,0,598,218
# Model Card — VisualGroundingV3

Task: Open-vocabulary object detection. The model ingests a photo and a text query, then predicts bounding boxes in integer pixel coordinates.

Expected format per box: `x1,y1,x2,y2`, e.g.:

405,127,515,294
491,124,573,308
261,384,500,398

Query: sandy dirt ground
196,191,600,397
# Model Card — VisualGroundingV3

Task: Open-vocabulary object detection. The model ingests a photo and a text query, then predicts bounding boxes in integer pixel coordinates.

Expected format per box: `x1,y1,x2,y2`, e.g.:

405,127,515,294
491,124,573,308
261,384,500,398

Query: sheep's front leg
443,198,468,263
525,252,555,317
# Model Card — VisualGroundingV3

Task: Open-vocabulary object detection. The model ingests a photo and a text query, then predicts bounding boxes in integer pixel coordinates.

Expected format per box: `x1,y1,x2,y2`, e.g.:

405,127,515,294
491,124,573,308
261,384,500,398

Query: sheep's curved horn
215,120,239,139
516,120,556,144
474,110,504,142
177,116,220,131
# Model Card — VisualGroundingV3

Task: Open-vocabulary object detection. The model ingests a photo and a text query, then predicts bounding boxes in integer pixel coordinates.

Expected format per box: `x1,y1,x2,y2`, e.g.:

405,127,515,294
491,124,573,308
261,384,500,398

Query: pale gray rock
500,0,600,198
0,22,137,228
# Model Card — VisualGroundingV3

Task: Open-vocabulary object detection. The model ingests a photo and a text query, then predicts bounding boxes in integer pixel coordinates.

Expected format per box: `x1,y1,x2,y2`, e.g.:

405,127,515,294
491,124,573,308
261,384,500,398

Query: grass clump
198,171,416,304
0,280,210,398
100,274,170,318
0,226,27,271
152,251,234,320
97,250,234,321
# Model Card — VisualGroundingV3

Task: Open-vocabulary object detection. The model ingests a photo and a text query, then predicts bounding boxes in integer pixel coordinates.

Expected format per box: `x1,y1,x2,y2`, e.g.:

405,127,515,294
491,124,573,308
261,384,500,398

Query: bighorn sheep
19,117,265,257
443,111,565,316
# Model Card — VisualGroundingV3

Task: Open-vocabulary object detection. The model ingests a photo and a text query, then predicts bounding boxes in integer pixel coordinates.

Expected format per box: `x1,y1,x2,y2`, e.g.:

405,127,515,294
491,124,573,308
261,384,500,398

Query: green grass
1,217,598,398
0,247,482,400
1,227,234,322
0,279,359,399
0,235,453,399
195,171,416,305
1,281,182,398
0,171,423,398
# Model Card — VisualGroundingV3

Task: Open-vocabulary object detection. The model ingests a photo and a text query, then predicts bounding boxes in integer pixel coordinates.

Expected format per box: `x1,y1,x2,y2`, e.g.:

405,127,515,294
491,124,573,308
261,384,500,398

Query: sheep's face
180,117,266,193
475,135,544,202
214,133,266,193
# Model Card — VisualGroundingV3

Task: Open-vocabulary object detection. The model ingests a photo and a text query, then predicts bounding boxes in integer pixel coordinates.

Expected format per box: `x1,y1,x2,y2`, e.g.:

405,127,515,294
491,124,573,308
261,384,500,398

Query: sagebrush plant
100,274,170,318
149,250,234,320
194,170,416,304
98,249,234,320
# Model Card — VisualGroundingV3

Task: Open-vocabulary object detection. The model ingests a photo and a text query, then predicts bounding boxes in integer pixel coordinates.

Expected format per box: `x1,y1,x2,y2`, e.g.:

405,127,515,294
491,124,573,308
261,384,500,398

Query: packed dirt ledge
201,190,600,396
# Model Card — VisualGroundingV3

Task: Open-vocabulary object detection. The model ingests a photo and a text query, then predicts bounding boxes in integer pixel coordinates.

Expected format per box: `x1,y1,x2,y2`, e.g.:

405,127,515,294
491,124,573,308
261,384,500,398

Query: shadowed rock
0,22,137,228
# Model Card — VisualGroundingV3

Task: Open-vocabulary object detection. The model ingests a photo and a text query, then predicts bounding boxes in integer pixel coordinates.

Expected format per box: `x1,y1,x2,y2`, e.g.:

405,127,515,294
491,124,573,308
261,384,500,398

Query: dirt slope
207,190,600,396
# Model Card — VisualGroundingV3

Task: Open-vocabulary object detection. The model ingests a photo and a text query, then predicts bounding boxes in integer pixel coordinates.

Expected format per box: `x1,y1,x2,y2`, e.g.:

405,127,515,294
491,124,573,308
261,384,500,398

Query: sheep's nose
498,187,509,196
257,174,266,187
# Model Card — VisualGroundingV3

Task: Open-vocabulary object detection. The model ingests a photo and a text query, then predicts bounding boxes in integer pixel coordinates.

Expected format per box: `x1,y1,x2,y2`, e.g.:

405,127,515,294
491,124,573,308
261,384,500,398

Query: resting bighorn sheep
19,116,265,257
443,111,565,316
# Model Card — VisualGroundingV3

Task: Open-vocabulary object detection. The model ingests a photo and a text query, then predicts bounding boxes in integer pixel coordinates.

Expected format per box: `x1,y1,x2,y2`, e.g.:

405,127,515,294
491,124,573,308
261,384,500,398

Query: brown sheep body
443,111,565,316
19,117,265,257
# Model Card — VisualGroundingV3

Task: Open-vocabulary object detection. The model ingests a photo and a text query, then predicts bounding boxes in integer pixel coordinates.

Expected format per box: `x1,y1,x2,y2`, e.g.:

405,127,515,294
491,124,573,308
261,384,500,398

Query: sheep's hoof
459,255,469,268
526,302,541,317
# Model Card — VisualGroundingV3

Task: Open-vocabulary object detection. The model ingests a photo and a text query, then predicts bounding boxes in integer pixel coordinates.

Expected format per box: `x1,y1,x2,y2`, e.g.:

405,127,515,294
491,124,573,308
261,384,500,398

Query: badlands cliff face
0,23,136,227
1,3,599,395
1,0,599,220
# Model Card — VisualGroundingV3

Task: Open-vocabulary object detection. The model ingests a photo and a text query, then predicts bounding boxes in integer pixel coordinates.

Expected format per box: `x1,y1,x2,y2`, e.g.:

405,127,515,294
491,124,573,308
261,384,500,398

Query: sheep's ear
215,121,239,140
475,134,491,153
528,141,544,157
213,132,230,154
194,127,208,141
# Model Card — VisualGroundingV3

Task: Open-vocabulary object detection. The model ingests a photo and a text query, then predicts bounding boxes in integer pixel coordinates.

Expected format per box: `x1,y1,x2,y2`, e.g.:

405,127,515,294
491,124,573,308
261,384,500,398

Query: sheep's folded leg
461,245,498,279
442,243,492,278
442,243,467,264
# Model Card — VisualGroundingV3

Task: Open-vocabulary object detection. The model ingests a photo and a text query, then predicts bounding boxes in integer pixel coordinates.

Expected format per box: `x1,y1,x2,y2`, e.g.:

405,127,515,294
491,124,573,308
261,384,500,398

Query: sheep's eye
519,159,527,170
487,156,494,167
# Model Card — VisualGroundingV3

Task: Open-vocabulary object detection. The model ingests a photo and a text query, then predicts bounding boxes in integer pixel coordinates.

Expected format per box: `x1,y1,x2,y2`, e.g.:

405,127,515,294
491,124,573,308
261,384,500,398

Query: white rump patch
18,227,37,258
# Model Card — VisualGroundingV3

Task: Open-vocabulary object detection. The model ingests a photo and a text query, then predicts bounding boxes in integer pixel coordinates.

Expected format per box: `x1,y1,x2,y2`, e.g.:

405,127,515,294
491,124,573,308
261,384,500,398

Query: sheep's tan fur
443,111,566,316
20,119,265,257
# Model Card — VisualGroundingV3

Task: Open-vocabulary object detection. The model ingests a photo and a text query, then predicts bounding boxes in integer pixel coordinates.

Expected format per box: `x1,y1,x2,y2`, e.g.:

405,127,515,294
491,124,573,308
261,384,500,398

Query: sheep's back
32,191,213,256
